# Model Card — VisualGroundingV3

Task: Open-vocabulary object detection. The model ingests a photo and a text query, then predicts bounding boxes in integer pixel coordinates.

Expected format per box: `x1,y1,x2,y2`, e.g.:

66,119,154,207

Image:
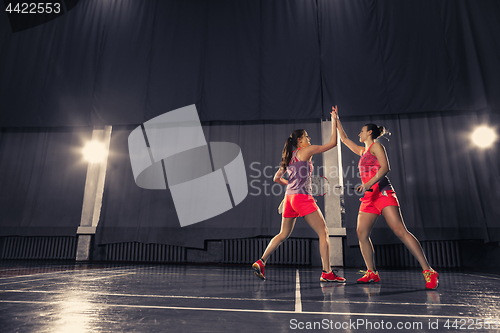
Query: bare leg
303,210,331,272
261,217,297,263
381,206,431,271
357,212,379,272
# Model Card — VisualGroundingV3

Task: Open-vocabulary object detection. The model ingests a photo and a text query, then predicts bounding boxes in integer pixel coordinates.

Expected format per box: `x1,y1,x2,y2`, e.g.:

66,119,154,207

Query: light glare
82,141,107,163
471,126,496,148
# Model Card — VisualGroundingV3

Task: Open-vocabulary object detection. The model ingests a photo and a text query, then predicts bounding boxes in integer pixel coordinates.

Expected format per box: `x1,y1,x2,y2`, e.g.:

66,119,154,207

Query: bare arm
273,168,288,185
298,106,338,161
336,117,364,156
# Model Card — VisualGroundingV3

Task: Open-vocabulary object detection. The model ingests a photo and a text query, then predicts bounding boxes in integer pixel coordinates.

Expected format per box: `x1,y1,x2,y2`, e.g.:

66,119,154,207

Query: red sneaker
357,270,380,283
252,259,265,280
423,269,439,289
320,270,346,283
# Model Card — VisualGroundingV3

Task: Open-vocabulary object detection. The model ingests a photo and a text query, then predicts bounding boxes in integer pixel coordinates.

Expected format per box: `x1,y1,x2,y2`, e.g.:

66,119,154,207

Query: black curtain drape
341,110,500,245
320,0,500,116
96,120,324,248
1,1,499,248
0,127,91,236
1,111,498,247
1,0,499,125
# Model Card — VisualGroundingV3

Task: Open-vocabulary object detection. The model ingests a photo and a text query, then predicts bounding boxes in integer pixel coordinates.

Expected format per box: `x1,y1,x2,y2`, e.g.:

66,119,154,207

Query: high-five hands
331,105,338,120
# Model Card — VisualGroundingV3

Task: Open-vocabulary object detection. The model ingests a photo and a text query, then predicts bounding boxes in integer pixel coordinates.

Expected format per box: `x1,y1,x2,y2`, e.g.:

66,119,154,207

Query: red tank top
358,143,393,192
358,143,378,184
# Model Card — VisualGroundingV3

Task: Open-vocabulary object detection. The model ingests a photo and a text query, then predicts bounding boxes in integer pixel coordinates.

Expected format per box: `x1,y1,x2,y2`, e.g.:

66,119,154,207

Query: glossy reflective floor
0,261,499,332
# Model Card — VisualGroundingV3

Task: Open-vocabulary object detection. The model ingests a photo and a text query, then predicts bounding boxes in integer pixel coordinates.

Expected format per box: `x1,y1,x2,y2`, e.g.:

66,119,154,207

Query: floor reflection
0,262,498,333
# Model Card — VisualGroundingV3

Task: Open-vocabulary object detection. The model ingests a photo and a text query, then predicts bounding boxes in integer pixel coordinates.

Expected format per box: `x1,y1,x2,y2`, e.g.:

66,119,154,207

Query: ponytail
280,129,305,171
365,123,389,141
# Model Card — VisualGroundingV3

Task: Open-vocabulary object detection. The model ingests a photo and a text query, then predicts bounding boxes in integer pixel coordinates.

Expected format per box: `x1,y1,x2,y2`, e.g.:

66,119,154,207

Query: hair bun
364,123,389,140
379,126,391,141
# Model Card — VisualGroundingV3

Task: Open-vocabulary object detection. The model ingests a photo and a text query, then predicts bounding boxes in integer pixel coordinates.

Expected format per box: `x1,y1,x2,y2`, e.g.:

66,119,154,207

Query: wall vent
0,236,77,260
374,240,461,268
104,242,186,262
222,238,311,265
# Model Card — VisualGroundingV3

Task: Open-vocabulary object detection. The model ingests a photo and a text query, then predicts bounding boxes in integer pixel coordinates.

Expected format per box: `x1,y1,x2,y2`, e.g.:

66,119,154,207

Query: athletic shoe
320,270,346,283
252,259,265,280
423,269,439,289
357,270,380,283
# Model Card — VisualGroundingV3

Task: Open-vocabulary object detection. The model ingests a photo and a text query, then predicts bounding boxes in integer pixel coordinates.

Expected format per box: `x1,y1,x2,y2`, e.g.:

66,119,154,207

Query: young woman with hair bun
252,106,346,283
335,108,439,289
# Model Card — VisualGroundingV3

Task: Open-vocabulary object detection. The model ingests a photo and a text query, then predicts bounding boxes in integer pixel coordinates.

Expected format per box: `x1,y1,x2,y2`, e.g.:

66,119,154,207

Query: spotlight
82,141,108,163
471,126,497,148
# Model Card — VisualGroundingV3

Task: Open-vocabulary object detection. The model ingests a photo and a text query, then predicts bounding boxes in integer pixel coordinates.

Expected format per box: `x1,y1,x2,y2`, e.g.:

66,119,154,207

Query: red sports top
358,142,393,192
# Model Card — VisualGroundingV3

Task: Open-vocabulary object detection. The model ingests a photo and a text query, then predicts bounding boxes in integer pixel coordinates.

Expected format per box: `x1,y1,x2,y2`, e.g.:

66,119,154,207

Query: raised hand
331,105,338,120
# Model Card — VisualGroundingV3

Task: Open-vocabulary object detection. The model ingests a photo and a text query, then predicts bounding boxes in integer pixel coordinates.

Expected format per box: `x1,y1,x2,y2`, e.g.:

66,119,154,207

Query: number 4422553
444,319,499,330
5,2,61,14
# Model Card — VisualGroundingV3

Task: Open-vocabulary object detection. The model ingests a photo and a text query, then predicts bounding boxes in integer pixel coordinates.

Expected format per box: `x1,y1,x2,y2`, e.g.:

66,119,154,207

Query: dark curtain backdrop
341,110,500,246
0,127,91,236
1,0,500,126
2,111,497,247
320,0,500,115
1,0,499,248
96,121,324,248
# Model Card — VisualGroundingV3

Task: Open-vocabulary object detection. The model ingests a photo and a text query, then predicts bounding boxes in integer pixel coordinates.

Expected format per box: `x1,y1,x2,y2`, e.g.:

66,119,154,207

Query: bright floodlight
471,126,497,148
82,141,108,163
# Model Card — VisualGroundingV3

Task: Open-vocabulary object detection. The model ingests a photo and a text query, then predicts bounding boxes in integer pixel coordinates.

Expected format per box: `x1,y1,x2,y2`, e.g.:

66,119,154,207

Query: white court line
459,273,500,281
295,269,302,313
0,289,294,302
0,299,492,321
313,299,475,307
0,277,60,286
0,266,245,281
78,272,136,281
0,266,141,281
0,271,136,286
0,290,485,308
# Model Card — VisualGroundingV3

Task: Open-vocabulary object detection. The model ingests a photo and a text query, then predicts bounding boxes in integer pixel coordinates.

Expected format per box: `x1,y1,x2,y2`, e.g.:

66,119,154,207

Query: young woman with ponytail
252,106,346,283
335,108,439,289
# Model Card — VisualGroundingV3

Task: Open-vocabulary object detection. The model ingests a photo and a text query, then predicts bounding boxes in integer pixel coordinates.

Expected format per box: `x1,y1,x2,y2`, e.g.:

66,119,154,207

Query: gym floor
0,261,499,332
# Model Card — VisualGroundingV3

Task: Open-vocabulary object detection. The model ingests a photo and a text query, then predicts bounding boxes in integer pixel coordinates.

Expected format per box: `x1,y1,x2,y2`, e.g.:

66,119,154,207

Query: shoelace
358,270,372,278
423,271,434,282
